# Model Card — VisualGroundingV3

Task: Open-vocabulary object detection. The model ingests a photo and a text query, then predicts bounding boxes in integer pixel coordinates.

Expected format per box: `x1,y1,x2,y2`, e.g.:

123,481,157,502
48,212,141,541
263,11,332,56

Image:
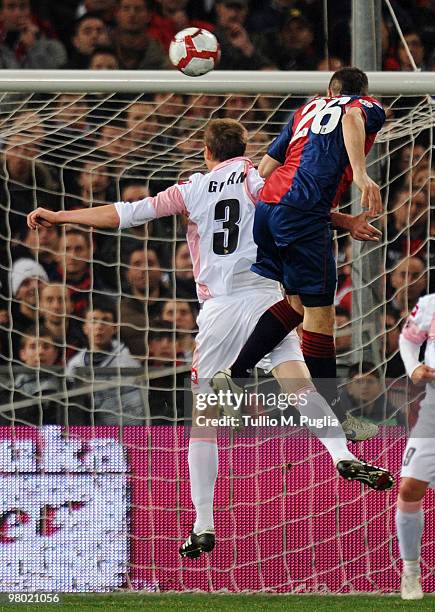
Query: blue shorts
251,201,337,302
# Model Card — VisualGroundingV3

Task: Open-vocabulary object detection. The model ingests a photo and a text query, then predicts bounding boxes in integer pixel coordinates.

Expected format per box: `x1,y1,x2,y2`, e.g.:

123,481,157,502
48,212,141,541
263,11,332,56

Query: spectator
259,15,318,70
223,95,261,131
391,140,429,181
95,121,130,171
382,308,406,379
117,179,150,244
54,93,89,131
152,0,215,51
408,1,435,62
112,0,169,70
66,297,144,425
48,94,91,166
413,163,435,200
12,222,60,280
174,241,196,299
397,31,428,71
0,131,58,238
388,188,428,265
246,129,270,160
19,325,59,368
120,244,170,359
125,100,161,152
0,0,67,68
74,158,114,205
247,0,318,36
88,45,119,69
389,256,427,317
1,325,61,426
214,0,272,70
342,361,405,425
76,0,117,26
161,298,197,360
84,50,124,125
147,320,188,424
66,13,110,68
53,229,109,319
10,258,48,334
39,283,87,363
148,321,176,367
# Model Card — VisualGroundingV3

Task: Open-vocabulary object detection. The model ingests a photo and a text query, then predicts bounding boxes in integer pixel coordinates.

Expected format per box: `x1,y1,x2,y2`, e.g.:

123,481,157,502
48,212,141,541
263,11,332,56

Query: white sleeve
114,197,157,229
399,334,422,379
114,185,188,229
246,167,264,202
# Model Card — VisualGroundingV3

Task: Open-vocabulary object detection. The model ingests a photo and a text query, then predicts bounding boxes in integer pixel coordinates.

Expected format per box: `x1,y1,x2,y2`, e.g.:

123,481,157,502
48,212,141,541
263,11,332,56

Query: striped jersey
114,156,270,302
261,95,385,211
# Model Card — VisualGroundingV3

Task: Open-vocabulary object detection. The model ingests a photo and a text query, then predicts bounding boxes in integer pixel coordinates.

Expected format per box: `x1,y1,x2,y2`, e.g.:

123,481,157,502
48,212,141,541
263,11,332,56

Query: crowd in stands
0,0,433,427
0,0,433,72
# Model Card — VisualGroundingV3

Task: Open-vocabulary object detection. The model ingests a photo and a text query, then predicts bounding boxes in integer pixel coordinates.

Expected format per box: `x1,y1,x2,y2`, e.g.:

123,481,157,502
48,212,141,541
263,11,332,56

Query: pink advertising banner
0,426,433,593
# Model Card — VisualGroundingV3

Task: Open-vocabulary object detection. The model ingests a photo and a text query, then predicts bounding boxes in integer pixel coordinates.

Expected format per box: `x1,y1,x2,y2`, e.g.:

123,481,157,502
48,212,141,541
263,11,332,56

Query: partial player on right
397,293,435,600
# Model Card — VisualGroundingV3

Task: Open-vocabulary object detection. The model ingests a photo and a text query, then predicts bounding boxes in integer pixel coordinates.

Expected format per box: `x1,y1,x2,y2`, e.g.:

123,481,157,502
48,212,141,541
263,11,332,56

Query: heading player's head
203,118,248,168
327,67,369,97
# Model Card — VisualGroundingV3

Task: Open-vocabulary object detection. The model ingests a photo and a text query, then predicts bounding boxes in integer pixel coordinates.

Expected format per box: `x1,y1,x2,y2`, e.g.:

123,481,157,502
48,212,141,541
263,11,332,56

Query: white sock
298,391,356,464
188,439,218,534
403,559,421,576
396,507,424,571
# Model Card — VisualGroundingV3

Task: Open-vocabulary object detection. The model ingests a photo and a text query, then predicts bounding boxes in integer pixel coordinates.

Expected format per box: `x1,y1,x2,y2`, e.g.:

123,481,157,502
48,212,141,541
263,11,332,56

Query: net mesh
0,88,434,592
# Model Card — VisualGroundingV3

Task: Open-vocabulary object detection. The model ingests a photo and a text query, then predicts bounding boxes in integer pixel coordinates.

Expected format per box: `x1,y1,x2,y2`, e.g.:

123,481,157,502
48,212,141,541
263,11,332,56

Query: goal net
0,71,434,592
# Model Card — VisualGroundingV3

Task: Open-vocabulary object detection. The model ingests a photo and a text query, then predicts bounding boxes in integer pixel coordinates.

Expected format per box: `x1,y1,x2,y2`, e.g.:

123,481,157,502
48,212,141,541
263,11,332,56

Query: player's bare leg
272,361,393,491
396,477,428,600
180,397,217,559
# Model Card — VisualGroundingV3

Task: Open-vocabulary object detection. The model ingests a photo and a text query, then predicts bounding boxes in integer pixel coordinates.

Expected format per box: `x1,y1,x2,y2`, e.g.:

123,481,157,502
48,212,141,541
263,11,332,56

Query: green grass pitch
7,594,435,611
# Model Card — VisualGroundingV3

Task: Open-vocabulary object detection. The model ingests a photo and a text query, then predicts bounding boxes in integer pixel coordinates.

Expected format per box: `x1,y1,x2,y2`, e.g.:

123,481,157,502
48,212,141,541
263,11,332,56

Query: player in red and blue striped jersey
213,67,385,439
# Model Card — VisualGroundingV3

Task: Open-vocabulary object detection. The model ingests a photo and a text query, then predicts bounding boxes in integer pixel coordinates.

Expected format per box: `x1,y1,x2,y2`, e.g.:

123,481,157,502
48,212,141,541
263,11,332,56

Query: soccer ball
169,28,220,77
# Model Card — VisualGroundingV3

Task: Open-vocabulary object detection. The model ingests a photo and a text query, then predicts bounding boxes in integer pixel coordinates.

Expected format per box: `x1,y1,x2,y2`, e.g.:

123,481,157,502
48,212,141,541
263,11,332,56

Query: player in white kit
28,118,393,560
397,294,435,600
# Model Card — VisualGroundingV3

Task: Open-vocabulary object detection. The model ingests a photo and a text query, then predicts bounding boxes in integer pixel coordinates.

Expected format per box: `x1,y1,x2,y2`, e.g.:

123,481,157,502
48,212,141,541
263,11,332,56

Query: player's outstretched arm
342,107,382,217
28,184,188,232
27,205,120,230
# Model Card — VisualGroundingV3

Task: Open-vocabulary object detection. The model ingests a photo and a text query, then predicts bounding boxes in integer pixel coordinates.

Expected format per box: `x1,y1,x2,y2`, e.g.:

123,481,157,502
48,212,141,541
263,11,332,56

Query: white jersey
114,156,270,301
400,293,435,373
400,295,435,485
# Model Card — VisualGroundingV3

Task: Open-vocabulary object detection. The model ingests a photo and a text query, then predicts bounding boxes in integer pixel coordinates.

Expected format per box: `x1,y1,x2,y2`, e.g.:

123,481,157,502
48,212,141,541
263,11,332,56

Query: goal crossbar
1,70,435,94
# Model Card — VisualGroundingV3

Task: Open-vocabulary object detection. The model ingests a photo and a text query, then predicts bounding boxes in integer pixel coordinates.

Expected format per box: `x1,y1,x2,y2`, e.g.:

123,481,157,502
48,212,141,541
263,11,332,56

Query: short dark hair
204,118,247,162
85,295,118,323
73,12,105,36
63,227,92,246
329,67,369,96
20,325,57,348
88,45,118,64
148,320,174,343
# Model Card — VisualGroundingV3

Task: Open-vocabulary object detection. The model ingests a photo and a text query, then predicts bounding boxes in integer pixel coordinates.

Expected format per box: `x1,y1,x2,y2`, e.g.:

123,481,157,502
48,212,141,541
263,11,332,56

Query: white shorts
401,386,435,487
191,285,303,393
